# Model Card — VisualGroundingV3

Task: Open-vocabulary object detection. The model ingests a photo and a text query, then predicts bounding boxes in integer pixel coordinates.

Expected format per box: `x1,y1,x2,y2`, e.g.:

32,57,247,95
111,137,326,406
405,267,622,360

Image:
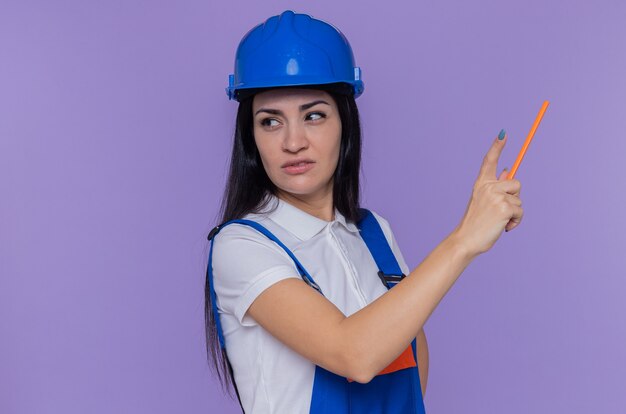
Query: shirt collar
261,193,359,241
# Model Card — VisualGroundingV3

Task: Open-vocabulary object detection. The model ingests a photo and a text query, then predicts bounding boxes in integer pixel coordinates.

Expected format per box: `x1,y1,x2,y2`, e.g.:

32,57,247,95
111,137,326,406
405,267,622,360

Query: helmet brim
234,82,357,102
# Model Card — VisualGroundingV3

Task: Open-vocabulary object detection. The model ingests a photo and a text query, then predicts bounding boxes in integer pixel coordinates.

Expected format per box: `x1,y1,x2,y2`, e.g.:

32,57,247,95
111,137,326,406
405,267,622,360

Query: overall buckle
377,271,406,287
207,225,221,241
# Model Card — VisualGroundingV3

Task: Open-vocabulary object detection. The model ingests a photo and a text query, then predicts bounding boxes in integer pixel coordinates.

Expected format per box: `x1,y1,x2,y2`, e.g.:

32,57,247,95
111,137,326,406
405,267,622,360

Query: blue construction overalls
207,208,427,413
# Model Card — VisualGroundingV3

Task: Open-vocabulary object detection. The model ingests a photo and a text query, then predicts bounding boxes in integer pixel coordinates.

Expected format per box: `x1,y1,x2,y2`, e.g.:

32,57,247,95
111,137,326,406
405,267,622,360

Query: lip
281,158,315,175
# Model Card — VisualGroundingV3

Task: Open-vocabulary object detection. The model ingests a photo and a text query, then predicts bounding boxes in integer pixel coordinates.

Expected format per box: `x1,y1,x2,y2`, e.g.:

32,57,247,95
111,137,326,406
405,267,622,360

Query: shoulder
363,208,410,274
364,209,395,245
211,217,295,271
212,217,285,255
368,209,391,229
213,218,271,243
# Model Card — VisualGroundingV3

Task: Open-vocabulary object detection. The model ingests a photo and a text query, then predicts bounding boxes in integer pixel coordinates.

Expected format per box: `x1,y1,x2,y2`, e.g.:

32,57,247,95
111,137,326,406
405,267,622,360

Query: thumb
498,167,509,181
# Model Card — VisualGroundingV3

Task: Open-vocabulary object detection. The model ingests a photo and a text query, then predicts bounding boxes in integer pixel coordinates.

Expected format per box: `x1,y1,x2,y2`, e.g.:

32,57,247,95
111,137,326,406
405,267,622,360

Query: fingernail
498,129,506,140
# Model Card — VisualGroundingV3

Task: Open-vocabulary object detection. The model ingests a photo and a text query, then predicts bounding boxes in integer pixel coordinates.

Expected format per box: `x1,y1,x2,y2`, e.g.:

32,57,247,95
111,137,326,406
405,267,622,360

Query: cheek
327,127,342,167
253,134,272,169
254,134,283,180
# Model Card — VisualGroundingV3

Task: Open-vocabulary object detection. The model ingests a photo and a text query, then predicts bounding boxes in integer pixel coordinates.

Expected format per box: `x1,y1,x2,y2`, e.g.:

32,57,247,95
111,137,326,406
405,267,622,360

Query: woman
205,10,523,414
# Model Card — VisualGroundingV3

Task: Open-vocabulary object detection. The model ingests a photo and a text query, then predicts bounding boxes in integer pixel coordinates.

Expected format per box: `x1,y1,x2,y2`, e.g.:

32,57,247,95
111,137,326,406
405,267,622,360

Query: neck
275,186,335,222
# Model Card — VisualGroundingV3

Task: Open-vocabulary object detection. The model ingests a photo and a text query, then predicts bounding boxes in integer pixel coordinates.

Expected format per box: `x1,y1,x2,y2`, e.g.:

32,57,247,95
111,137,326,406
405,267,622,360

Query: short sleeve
370,211,411,276
211,223,302,327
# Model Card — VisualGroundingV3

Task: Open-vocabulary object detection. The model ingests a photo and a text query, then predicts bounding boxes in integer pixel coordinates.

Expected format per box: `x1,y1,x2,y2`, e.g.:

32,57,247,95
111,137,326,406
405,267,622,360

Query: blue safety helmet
226,10,364,101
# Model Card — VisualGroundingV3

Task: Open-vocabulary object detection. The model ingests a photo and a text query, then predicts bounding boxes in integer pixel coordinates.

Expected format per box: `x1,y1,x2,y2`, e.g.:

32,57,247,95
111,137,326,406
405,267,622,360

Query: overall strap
206,219,324,349
356,208,407,289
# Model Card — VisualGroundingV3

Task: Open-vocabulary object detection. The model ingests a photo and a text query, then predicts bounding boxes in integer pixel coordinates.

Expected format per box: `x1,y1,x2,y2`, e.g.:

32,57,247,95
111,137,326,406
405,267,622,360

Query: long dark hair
204,83,363,404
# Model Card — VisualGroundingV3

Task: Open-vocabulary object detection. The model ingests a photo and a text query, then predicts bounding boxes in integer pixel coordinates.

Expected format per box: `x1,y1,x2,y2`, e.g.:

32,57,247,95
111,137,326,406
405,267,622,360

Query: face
252,88,342,201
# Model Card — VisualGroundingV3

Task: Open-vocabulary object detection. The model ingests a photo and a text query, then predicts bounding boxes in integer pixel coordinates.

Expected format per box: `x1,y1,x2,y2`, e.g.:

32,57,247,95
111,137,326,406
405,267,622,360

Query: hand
453,131,524,257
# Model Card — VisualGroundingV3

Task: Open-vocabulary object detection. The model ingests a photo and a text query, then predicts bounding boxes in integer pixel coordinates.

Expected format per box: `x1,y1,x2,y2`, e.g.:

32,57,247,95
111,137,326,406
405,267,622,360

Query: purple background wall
2,1,625,412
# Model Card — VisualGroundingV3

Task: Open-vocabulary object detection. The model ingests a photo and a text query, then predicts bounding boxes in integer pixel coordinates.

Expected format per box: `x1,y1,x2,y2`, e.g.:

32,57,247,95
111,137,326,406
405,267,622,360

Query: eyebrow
254,100,330,116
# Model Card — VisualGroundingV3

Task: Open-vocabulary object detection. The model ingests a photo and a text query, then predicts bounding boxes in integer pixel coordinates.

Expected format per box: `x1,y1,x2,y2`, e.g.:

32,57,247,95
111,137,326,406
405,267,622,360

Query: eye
306,112,326,121
261,118,278,127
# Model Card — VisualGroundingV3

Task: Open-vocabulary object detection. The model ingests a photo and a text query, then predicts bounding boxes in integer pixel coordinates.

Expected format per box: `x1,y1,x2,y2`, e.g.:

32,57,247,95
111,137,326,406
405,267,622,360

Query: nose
282,122,309,153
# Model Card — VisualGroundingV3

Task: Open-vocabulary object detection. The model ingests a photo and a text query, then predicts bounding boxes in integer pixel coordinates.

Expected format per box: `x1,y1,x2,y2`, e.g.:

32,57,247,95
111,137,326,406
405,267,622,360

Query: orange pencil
506,100,550,180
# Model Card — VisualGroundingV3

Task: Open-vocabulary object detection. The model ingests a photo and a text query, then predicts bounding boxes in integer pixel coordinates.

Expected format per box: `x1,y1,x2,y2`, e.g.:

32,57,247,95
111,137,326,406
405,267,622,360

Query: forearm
340,229,473,383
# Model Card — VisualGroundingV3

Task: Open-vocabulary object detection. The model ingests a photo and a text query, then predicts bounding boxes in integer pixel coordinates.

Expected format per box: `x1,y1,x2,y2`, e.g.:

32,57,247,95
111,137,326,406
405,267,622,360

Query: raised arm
247,132,523,383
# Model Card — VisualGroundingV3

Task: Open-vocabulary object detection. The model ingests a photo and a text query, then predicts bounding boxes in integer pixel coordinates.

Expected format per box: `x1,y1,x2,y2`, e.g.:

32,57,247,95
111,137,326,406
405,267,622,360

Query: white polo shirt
211,193,410,414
